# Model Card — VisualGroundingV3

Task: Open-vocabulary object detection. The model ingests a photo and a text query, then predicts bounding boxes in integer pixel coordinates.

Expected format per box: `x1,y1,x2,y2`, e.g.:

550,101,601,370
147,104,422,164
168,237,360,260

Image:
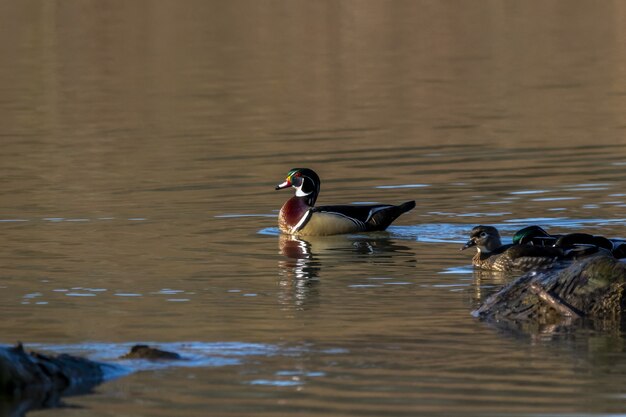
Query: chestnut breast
279,197,310,233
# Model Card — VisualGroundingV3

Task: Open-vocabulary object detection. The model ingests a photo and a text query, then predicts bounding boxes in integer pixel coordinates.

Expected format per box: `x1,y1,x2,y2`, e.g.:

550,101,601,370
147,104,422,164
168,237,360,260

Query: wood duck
513,225,626,259
461,225,564,272
275,168,416,236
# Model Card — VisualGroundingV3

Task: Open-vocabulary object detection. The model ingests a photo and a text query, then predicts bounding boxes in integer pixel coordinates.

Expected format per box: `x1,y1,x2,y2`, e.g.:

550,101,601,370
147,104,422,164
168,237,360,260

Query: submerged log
120,344,181,360
0,343,111,417
0,343,107,395
473,255,626,326
0,343,181,417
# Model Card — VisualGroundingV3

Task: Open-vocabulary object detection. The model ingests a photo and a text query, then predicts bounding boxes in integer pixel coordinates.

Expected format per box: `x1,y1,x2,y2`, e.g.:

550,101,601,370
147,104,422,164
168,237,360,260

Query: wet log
0,343,112,417
0,343,181,416
0,343,106,395
120,344,181,360
473,255,626,326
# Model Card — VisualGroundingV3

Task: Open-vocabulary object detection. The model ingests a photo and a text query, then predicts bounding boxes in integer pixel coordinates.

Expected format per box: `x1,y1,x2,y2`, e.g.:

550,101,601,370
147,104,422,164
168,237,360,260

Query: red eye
295,172,301,178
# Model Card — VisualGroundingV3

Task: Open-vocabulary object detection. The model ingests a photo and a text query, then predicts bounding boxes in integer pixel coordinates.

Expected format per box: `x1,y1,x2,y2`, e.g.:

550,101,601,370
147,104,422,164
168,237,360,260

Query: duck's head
275,168,321,205
512,225,551,245
461,225,503,253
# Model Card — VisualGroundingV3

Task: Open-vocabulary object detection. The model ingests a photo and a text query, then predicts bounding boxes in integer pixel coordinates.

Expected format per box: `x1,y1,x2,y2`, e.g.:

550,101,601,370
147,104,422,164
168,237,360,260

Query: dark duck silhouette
275,168,415,236
461,225,564,272
512,225,626,259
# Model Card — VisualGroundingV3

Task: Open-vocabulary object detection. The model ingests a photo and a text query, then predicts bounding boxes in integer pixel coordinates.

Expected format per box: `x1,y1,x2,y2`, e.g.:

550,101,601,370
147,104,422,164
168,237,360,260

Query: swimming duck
275,168,415,236
513,225,626,258
461,225,564,272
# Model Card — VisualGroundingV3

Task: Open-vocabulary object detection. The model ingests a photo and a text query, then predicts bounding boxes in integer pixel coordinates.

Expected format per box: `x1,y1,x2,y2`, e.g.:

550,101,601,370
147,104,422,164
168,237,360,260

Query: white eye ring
479,232,487,238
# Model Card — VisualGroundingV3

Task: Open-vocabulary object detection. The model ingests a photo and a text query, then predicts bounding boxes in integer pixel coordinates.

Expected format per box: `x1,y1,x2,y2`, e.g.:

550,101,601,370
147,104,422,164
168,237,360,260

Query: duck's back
315,201,416,232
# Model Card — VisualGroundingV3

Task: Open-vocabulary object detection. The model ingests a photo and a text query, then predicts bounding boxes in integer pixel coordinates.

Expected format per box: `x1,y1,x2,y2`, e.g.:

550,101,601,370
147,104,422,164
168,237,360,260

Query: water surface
2,1,626,416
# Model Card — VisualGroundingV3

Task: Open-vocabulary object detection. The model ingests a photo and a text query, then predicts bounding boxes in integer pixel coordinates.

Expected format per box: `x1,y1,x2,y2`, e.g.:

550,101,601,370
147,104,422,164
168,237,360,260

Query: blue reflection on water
26,341,347,380
249,379,303,386
260,218,626,245
375,184,430,189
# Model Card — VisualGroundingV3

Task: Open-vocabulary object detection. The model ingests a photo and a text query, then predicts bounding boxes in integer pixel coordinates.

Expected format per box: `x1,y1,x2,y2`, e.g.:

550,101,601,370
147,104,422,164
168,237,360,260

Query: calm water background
2,1,626,416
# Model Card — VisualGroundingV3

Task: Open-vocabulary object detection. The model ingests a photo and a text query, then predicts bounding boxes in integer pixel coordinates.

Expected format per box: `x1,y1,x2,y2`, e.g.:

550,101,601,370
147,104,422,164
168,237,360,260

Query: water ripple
375,184,430,189
27,342,346,376
261,220,626,245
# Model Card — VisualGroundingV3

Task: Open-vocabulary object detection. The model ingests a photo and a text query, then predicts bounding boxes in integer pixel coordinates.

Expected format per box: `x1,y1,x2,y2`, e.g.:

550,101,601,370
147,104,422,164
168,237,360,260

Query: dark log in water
473,255,626,326
0,343,109,417
120,344,182,360
0,343,181,417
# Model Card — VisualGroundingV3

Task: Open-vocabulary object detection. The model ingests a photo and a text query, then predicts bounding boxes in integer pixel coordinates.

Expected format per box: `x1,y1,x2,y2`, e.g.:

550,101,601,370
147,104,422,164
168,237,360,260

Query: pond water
2,1,626,416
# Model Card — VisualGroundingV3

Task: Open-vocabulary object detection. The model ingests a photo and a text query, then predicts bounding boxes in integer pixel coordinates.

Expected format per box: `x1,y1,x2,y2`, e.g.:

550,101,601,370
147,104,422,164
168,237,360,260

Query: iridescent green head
512,225,550,245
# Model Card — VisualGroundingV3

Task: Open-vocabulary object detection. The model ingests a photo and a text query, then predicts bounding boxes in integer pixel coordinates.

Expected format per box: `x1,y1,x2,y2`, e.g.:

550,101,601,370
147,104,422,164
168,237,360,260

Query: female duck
461,225,564,272
275,168,415,236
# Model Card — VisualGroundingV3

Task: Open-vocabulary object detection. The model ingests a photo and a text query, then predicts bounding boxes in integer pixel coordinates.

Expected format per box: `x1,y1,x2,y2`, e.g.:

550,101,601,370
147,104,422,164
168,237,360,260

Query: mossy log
473,255,626,326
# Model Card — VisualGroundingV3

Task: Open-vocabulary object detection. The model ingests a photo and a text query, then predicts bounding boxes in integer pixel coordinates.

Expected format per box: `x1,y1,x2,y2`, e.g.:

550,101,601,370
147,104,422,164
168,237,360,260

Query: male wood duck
275,168,415,236
513,225,626,259
461,225,564,272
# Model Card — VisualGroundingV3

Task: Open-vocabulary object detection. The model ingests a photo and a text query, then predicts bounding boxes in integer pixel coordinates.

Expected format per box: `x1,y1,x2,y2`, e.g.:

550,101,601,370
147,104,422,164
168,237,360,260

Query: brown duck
461,225,564,272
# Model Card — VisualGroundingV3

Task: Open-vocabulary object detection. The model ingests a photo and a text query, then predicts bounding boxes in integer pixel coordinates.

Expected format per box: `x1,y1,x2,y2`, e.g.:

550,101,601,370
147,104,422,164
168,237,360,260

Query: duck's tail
365,200,416,231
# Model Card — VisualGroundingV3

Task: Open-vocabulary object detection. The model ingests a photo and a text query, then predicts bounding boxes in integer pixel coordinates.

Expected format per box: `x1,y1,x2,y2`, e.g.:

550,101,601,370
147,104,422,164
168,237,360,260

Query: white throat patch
295,186,310,197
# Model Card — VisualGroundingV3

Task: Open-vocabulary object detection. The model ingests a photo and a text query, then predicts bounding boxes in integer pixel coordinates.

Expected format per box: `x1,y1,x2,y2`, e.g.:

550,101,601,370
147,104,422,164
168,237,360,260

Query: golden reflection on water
2,1,626,416
277,233,416,310
278,234,321,309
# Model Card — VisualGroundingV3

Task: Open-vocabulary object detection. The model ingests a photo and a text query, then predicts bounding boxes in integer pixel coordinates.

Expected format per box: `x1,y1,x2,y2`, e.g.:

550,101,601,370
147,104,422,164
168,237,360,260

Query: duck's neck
295,190,317,207
474,251,491,262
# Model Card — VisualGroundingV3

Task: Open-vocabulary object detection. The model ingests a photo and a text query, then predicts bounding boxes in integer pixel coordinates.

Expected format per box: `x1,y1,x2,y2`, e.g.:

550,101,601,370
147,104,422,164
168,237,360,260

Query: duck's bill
460,240,476,251
275,179,291,190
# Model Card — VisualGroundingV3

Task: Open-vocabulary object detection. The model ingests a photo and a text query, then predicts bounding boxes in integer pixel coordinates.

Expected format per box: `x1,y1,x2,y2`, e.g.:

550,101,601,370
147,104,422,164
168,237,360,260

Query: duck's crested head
275,168,321,204
461,225,502,253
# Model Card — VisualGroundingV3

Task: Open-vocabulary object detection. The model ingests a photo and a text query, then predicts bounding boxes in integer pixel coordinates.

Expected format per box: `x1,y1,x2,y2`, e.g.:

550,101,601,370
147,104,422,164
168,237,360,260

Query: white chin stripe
295,187,310,197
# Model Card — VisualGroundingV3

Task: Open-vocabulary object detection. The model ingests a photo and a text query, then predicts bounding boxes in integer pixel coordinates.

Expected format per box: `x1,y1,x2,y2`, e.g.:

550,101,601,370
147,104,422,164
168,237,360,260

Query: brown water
2,1,626,416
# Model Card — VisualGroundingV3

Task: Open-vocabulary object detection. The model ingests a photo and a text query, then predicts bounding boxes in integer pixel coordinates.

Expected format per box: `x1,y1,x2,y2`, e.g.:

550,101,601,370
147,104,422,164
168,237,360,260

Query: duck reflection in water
278,234,321,309
469,268,511,308
277,233,415,310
